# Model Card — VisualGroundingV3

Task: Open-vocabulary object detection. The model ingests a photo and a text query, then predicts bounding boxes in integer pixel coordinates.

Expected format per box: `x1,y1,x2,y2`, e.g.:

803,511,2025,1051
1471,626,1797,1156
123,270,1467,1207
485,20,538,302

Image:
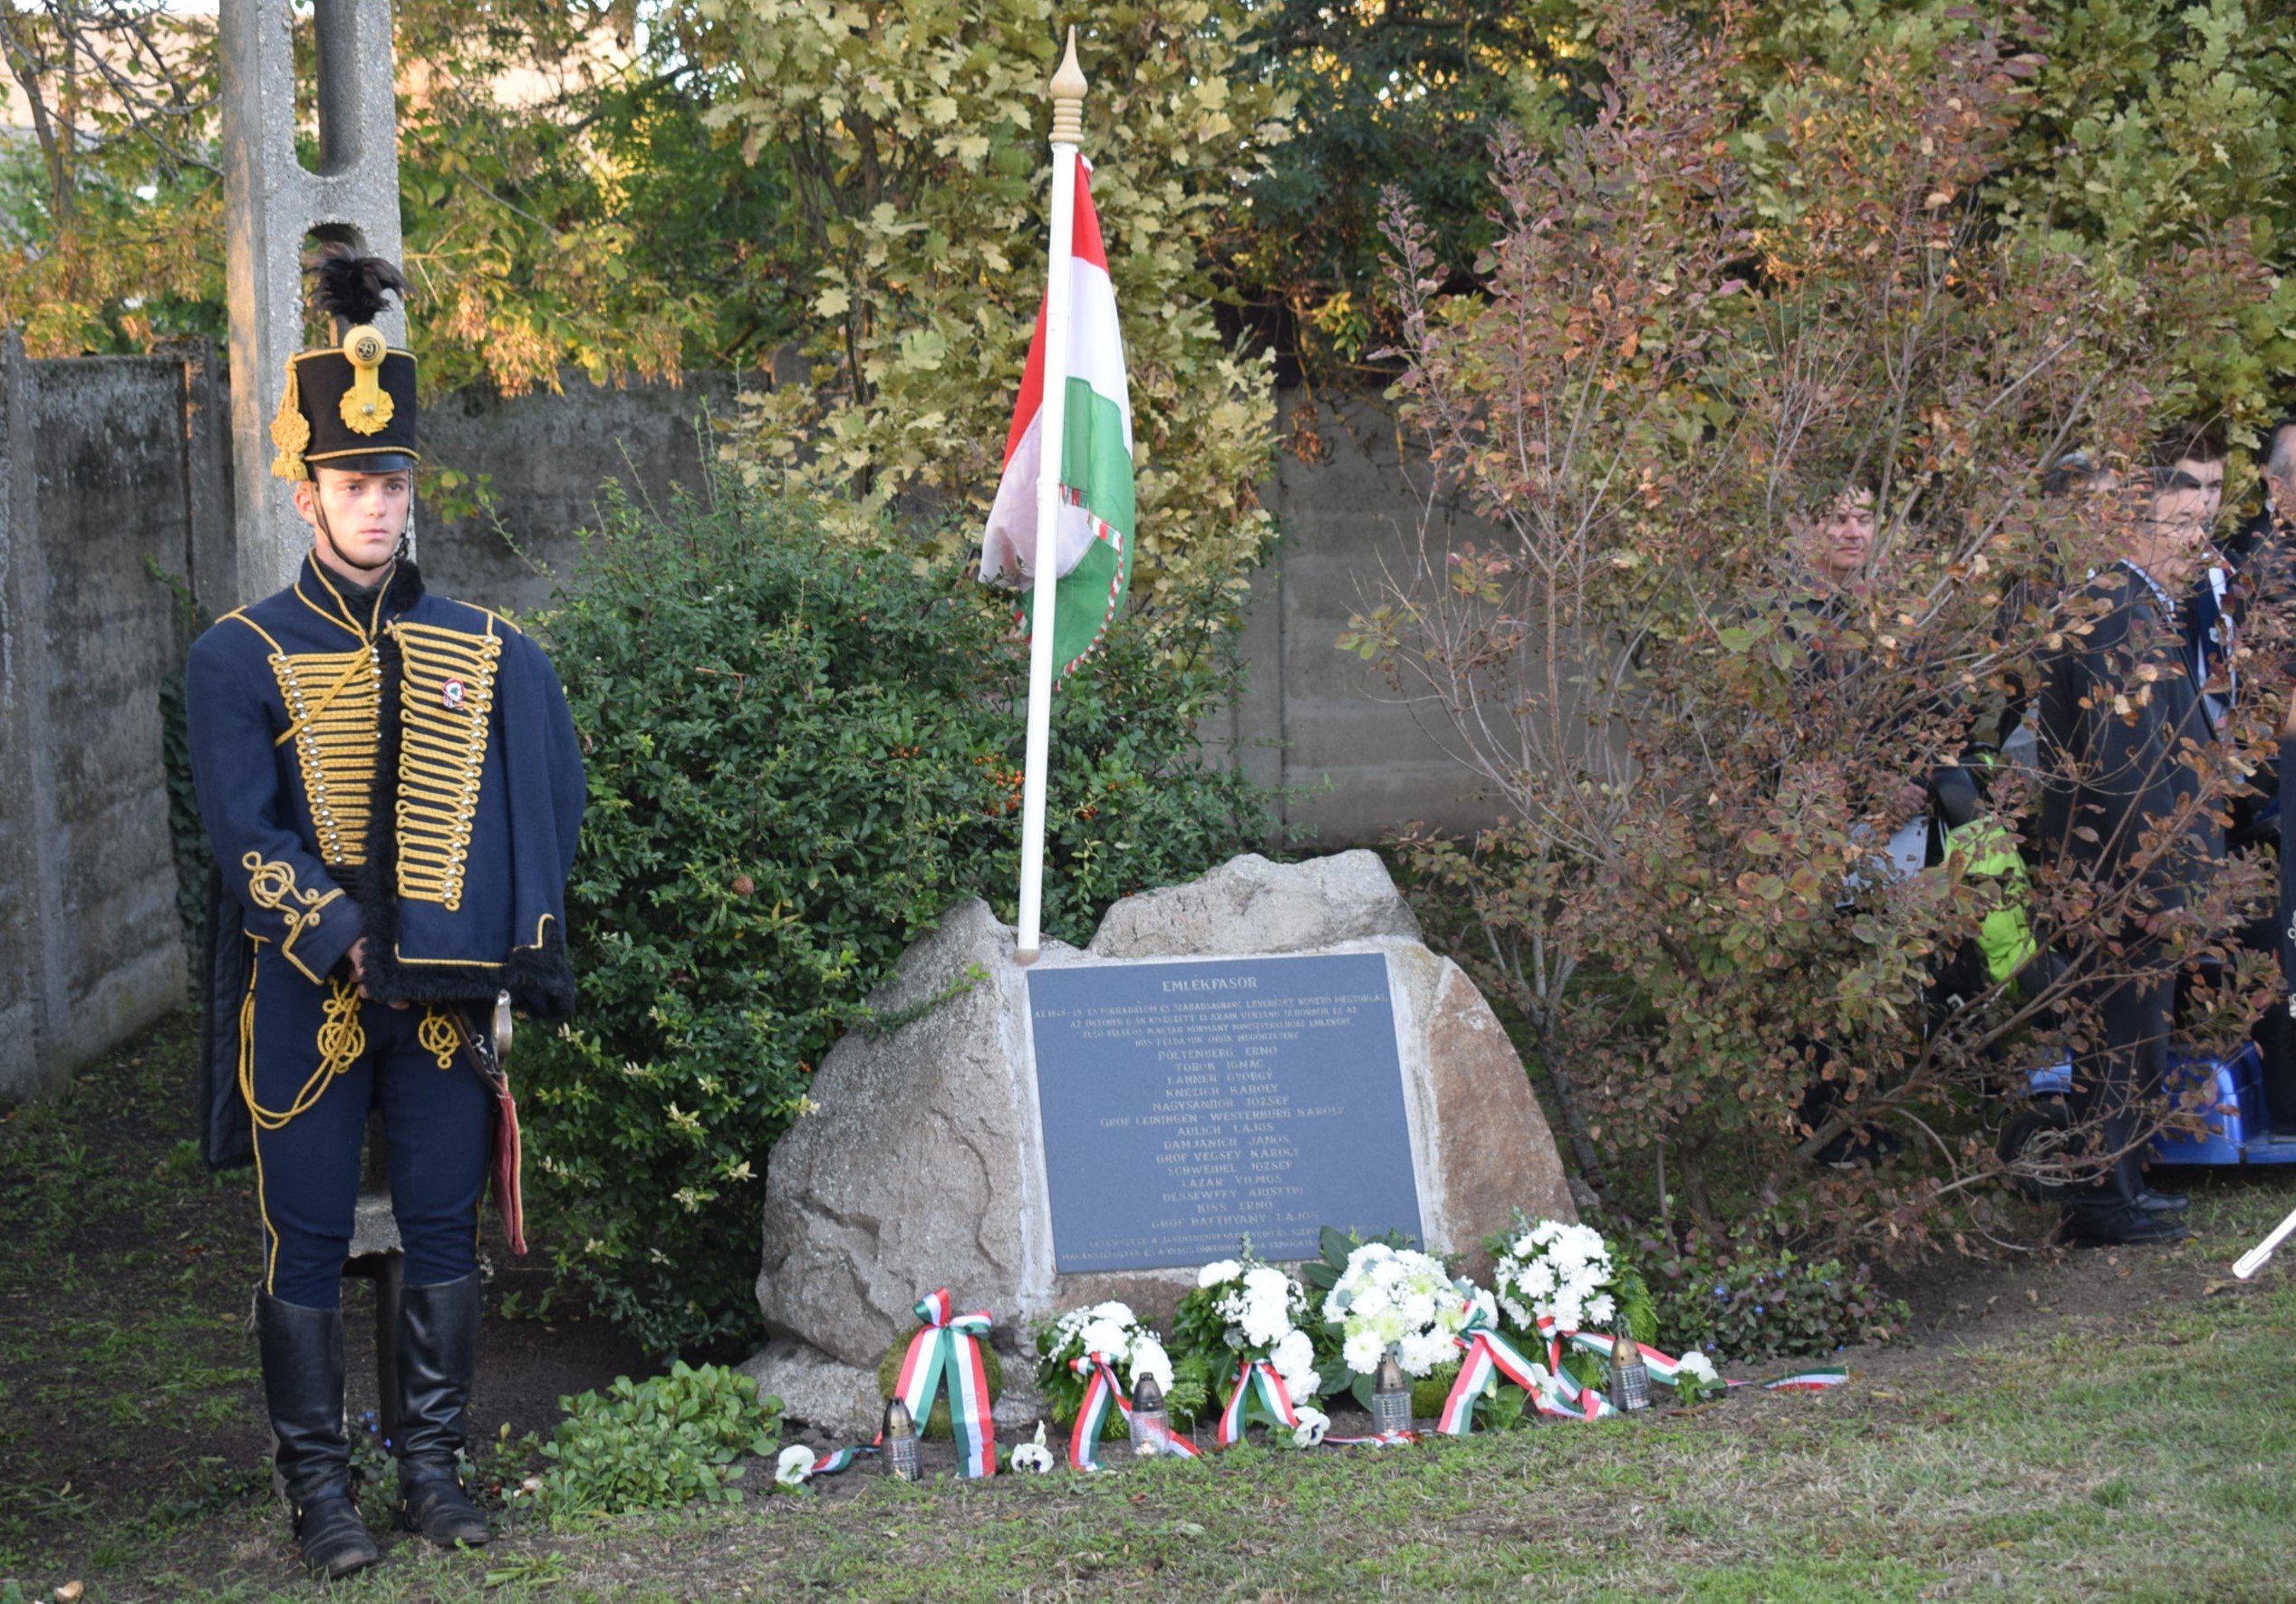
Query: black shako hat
268,245,419,479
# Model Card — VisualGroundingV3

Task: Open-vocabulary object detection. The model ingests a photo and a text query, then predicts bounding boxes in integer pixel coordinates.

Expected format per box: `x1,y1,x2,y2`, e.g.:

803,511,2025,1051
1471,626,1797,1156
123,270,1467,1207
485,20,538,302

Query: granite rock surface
745,851,1573,1434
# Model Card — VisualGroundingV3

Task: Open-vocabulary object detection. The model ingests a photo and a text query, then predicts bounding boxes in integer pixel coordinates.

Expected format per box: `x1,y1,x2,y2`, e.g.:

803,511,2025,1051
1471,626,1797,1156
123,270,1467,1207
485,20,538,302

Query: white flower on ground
1677,1351,1719,1385
1010,1421,1056,1474
1197,1259,1243,1288
775,1445,817,1486
1291,1406,1330,1449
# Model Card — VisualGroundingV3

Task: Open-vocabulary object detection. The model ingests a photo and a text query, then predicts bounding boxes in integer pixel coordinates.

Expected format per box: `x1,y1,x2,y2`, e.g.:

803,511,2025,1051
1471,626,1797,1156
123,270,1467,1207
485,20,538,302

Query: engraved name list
1027,953,1423,1273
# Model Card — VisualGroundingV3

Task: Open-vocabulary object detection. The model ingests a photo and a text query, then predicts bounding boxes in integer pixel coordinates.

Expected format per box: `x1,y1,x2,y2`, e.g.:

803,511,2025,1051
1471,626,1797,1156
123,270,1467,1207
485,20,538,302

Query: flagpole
1015,28,1085,967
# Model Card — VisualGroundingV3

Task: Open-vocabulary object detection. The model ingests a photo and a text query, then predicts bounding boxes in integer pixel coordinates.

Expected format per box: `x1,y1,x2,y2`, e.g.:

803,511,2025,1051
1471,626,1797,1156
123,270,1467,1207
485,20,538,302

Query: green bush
1641,1234,1911,1364
527,474,1278,1354
534,1361,780,1517
873,1329,1005,1440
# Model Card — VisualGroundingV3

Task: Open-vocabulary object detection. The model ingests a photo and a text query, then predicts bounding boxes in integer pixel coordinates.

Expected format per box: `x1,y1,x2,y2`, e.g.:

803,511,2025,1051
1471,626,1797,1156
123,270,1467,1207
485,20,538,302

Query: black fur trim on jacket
354,587,577,1019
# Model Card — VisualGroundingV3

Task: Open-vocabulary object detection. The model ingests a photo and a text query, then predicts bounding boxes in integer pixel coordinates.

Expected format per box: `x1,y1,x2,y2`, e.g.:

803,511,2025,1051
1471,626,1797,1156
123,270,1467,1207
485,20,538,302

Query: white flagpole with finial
1015,28,1086,967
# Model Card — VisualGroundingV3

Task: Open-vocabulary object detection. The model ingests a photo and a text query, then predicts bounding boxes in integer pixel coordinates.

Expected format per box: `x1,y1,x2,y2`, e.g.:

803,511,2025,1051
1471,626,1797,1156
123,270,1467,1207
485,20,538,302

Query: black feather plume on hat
303,241,410,328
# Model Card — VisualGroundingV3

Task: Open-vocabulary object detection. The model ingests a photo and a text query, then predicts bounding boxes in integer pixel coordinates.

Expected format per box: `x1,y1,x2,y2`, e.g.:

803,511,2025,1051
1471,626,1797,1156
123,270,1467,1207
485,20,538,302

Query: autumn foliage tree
1346,4,2285,1256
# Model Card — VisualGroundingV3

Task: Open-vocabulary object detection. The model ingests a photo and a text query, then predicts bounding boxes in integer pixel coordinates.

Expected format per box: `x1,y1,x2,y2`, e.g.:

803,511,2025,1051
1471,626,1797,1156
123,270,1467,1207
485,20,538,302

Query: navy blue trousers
241,947,493,1307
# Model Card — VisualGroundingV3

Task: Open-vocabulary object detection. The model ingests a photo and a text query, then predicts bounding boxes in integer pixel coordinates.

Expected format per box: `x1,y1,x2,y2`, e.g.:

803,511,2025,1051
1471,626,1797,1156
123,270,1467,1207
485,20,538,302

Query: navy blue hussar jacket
187,556,585,1160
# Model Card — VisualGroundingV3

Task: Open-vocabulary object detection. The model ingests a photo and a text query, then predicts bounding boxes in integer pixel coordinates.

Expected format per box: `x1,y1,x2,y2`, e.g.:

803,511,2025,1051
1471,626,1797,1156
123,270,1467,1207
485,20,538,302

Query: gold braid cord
391,622,504,911
419,1009,461,1070
267,647,382,868
241,851,344,980
269,355,310,480
240,977,366,1131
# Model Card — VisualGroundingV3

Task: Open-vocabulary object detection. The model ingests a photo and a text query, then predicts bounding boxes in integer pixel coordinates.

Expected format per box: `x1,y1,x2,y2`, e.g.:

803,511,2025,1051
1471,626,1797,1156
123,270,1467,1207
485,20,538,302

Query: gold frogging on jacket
392,620,504,912
266,645,382,868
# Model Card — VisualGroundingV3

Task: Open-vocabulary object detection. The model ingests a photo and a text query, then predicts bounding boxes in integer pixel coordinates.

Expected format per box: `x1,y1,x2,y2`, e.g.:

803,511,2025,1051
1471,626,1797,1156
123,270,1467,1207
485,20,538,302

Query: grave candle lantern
883,1397,922,1481
1129,1373,1170,1458
1372,1348,1412,1435
1608,1329,1651,1413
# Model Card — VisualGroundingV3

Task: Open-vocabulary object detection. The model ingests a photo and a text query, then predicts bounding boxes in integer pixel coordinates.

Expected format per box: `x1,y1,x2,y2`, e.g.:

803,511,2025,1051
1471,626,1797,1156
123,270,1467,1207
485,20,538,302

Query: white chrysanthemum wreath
1324,1242,1490,1378
1488,1214,1654,1343
1175,1255,1323,1403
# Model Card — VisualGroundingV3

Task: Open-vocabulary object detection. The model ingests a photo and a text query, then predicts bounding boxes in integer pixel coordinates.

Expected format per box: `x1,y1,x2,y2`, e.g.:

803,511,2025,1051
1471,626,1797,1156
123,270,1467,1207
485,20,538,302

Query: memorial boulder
745,851,1574,1433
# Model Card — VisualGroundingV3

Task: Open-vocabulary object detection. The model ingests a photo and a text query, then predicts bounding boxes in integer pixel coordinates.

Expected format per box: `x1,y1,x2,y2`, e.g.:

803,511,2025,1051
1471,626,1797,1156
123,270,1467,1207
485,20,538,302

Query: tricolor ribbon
889,1289,998,1479
1535,1317,1847,1400
1067,1354,1202,1470
1442,1302,1608,1434
1762,1369,1847,1391
1214,1358,1300,1447
808,1444,873,1475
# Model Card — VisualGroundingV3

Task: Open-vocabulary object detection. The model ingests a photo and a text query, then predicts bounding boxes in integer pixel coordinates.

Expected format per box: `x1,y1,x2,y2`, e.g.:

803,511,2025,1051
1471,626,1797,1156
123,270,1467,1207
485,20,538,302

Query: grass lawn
5,1018,2293,1602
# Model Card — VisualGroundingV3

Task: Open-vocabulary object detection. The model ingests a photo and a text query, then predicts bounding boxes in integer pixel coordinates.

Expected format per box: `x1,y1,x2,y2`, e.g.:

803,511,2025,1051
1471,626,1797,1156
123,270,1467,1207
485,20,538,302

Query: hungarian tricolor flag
981,154,1134,677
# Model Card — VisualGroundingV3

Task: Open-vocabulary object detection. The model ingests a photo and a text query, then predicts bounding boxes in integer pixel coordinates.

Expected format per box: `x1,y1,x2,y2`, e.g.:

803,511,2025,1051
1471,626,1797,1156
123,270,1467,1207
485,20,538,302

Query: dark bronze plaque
1027,952,1423,1273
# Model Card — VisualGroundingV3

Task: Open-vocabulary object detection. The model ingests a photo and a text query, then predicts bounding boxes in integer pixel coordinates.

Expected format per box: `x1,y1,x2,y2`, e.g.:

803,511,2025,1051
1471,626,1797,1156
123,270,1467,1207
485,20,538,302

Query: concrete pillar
166,340,238,618
0,333,69,1099
220,0,404,604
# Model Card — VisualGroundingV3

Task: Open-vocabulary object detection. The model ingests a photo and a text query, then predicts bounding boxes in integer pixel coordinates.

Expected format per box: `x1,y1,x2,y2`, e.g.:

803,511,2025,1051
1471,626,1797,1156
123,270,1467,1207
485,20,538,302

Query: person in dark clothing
2034,426,2230,1246
186,249,586,1578
2207,420,2296,1135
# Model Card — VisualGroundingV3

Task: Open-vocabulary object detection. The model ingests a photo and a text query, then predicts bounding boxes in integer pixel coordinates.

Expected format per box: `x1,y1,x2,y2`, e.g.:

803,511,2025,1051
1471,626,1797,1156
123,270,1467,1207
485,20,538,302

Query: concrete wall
0,344,207,1099
1219,393,1501,845
0,356,1501,1099
413,372,748,616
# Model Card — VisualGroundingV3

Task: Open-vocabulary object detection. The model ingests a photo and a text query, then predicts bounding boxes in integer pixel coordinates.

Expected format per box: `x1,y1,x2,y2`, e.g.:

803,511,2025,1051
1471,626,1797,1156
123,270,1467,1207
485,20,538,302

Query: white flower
1398,1329,1451,1377
1243,1265,1290,1300
1586,1292,1617,1327
1270,1329,1315,1382
1009,1421,1056,1474
1466,1284,1498,1329
774,1445,817,1486
1197,1259,1242,1289
1129,1336,1175,1396
1677,1351,1719,1385
1343,1330,1384,1375
1078,1319,1132,1363
1090,1300,1134,1324
1290,1406,1330,1449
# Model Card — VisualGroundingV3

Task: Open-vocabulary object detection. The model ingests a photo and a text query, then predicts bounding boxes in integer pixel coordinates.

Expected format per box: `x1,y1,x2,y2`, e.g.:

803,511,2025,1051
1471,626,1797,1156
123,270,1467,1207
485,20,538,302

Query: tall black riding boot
393,1271,490,1546
256,1292,381,1580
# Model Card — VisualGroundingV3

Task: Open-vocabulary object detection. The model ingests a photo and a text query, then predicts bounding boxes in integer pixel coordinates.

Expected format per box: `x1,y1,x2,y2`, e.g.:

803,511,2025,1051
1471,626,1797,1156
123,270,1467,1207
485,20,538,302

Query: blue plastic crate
2017,1045,2296,1165
2152,1043,2296,1164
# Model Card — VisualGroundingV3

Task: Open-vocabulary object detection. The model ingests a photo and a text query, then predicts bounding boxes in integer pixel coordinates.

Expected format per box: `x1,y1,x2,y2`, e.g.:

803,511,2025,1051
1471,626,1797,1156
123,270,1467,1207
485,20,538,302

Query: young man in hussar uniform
188,247,585,1579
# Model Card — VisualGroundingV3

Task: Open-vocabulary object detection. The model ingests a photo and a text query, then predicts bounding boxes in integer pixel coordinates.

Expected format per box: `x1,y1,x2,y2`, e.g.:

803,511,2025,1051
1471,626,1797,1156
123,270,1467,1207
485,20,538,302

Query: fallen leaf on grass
55,1586,83,1603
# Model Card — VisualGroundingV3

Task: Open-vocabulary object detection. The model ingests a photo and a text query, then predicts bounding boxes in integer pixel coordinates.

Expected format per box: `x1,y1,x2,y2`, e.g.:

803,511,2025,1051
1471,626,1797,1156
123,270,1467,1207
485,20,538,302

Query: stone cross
220,0,406,603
